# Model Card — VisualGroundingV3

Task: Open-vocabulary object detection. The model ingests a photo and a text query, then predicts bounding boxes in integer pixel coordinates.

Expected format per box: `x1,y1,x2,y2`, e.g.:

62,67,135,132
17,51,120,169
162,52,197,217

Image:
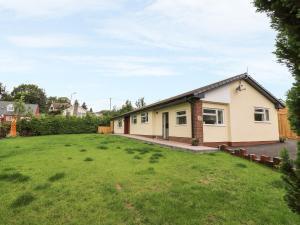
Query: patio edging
219,144,282,168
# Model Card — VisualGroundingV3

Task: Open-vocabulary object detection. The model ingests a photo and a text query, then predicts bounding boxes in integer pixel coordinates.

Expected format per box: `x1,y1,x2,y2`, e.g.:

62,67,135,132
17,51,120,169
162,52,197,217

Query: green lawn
0,134,299,225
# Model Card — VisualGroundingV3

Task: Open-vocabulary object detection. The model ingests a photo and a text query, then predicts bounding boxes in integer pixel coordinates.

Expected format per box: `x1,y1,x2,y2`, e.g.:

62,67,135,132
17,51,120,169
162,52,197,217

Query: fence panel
278,108,298,139
98,126,113,134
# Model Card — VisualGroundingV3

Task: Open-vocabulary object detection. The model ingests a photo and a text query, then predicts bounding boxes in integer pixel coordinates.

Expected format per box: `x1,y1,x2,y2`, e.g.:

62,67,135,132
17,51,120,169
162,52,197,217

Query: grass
0,134,299,225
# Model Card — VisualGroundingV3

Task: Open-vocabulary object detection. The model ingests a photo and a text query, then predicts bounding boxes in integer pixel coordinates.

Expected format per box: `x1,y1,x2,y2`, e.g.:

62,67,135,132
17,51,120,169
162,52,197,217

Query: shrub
17,115,107,136
0,122,10,138
191,138,199,146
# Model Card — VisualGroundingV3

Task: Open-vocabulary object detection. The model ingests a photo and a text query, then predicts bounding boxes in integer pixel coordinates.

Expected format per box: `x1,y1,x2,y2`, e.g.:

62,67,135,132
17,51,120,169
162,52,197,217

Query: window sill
203,124,226,127
175,124,188,127
254,121,271,124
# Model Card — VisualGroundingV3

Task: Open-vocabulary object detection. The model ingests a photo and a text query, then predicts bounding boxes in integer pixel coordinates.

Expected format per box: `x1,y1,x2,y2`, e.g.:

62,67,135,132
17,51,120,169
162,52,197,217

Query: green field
0,134,299,225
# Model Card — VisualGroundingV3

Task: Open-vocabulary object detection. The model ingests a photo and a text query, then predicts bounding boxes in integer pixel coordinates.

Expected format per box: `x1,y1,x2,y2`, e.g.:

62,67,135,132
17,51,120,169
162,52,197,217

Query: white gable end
202,84,230,103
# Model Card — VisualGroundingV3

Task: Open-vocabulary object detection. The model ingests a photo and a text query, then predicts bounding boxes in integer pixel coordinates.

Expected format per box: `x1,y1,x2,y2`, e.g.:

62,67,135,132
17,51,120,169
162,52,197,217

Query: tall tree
11,84,47,113
81,102,88,110
253,0,300,214
135,97,146,109
119,100,134,115
13,96,26,119
0,82,12,101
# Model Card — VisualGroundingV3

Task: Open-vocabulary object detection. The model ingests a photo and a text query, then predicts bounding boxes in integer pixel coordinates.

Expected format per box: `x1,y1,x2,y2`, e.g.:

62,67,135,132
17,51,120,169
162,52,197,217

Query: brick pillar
192,99,203,145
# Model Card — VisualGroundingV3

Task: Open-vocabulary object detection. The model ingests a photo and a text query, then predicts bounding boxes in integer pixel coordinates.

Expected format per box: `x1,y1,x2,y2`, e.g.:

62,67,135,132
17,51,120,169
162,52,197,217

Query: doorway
162,112,169,140
124,116,130,134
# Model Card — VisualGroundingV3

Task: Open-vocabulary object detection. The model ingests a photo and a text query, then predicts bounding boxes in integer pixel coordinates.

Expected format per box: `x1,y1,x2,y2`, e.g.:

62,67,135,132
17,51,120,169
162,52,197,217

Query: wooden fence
278,108,299,139
98,126,113,134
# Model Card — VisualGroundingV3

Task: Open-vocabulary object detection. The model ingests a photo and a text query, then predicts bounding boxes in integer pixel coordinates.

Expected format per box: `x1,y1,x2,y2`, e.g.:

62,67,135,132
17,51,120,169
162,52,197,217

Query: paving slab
115,134,218,153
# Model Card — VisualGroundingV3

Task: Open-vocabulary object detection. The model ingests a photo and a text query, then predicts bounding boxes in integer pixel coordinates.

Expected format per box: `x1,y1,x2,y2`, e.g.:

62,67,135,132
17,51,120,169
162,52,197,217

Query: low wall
219,144,282,168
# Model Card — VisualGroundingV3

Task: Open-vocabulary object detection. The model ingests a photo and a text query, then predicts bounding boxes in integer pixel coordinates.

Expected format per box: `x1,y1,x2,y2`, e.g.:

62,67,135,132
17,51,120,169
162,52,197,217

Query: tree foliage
254,0,300,215
135,97,146,109
81,102,88,110
13,96,26,118
0,83,13,101
11,84,47,113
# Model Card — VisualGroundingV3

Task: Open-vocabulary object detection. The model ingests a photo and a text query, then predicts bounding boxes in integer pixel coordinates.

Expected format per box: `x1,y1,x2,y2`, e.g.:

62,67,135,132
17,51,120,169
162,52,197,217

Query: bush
17,115,108,136
0,122,10,138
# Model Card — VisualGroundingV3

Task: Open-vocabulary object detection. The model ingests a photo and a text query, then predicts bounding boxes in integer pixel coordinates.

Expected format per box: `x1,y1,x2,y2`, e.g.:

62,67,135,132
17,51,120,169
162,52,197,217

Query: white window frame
117,119,123,128
254,107,270,122
131,114,137,124
141,112,148,124
203,108,224,125
7,104,14,112
176,110,187,125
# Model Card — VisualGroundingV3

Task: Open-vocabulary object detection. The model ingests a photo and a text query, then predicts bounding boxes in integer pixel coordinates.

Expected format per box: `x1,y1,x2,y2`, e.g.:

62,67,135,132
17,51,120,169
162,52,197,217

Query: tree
0,83,12,101
13,96,26,119
135,97,146,109
11,84,47,113
82,102,88,110
89,108,93,112
119,100,134,115
254,0,300,214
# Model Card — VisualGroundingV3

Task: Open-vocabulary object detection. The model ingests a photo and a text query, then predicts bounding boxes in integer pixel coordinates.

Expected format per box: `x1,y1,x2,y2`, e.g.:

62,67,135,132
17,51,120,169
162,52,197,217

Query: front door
124,116,130,134
162,112,169,140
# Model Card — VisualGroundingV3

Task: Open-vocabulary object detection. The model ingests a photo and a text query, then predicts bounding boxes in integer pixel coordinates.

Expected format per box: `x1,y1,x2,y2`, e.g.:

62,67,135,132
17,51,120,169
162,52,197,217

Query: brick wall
192,99,204,145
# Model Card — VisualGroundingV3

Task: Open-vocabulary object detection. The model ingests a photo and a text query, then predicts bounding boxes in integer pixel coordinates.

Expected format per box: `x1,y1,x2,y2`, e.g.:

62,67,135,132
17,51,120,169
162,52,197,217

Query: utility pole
109,98,112,111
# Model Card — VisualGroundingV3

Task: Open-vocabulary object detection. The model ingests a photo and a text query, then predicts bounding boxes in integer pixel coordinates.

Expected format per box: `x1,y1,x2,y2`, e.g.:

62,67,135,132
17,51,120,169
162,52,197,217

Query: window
7,104,14,112
141,112,148,123
6,116,13,121
203,108,224,125
176,111,187,125
131,115,137,124
118,119,122,128
254,108,270,122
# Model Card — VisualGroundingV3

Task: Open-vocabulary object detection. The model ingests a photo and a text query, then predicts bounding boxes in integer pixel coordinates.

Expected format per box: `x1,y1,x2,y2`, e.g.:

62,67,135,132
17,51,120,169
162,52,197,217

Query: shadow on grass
34,183,51,190
11,193,35,208
136,167,156,175
2,167,16,172
84,157,94,162
64,144,72,147
235,163,247,169
48,172,65,182
0,172,30,183
149,152,164,164
124,147,164,163
270,179,285,189
80,149,87,152
97,145,108,150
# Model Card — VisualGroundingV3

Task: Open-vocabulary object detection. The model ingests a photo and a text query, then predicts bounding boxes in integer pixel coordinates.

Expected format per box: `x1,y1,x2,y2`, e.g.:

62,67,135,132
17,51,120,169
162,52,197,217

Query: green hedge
17,115,110,136
0,122,10,138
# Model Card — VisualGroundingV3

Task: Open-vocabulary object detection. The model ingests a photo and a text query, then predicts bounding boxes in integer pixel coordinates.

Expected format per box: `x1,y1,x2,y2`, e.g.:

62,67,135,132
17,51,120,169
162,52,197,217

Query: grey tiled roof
113,73,285,119
0,101,38,116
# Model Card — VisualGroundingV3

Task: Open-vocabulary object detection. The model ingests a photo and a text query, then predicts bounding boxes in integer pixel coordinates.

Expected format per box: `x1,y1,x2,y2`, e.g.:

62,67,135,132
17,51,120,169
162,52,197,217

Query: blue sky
0,0,294,111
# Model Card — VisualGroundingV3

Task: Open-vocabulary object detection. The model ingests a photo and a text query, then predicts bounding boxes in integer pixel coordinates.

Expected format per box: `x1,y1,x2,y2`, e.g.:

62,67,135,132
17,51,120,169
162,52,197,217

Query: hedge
0,122,10,138
17,115,110,136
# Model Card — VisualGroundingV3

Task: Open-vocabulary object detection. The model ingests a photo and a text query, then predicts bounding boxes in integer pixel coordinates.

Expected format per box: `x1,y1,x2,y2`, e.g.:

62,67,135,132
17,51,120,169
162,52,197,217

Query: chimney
73,100,79,116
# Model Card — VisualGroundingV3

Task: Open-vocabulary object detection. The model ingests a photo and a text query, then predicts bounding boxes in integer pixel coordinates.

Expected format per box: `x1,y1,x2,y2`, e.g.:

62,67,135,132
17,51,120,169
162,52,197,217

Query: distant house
112,73,285,147
49,102,71,113
0,101,39,122
62,101,87,118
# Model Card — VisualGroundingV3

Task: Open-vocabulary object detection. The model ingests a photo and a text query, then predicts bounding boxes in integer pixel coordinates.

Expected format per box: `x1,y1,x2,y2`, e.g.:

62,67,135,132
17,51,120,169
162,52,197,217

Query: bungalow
0,101,39,122
112,73,285,147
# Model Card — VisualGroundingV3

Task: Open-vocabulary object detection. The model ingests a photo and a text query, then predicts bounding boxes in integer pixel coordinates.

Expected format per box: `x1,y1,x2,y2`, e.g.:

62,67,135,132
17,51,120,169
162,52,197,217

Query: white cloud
50,54,176,77
0,0,122,17
7,35,87,48
96,0,273,51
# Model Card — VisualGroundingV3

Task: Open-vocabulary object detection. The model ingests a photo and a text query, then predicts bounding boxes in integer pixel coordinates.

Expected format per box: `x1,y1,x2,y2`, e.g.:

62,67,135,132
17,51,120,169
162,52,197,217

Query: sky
0,0,294,111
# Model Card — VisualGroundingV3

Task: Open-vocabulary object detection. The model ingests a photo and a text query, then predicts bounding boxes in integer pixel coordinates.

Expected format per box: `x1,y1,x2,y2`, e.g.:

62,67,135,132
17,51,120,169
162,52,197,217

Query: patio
116,134,218,153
